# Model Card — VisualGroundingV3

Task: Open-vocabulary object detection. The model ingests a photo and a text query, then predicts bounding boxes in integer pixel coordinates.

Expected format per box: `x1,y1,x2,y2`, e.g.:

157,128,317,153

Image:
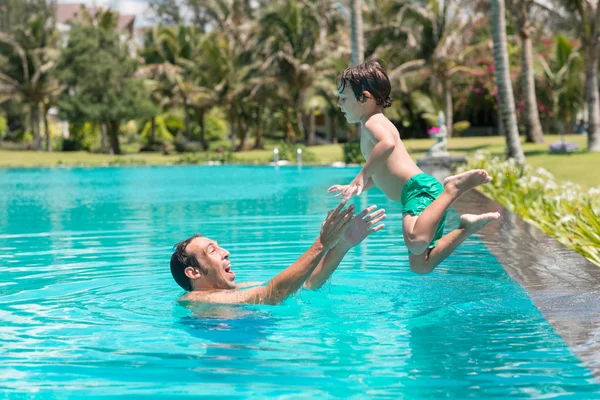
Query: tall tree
57,8,155,154
492,0,525,162
557,0,600,151
512,0,545,143
376,0,486,137
0,11,61,151
260,0,324,144
350,0,365,65
539,35,584,134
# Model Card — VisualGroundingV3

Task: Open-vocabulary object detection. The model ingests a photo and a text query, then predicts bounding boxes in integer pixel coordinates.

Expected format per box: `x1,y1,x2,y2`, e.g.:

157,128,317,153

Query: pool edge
451,187,600,380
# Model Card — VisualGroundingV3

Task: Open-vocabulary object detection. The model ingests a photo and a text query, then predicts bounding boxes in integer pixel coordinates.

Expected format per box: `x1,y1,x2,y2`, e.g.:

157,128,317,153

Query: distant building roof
54,3,135,31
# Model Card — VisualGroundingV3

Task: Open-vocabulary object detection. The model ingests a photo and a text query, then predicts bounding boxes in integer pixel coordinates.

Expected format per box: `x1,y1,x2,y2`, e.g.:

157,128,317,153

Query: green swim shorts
401,173,447,250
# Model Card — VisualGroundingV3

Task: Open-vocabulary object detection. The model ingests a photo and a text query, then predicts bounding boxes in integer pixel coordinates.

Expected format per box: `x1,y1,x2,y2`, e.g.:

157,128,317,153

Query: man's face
338,84,365,123
187,237,236,290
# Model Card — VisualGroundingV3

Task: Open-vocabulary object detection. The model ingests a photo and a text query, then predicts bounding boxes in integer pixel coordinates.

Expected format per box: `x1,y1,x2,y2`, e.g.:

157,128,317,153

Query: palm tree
539,35,584,138
259,0,324,144
375,0,486,137
556,0,600,151
350,0,365,65
0,14,61,151
512,0,545,143
140,25,206,142
492,0,525,162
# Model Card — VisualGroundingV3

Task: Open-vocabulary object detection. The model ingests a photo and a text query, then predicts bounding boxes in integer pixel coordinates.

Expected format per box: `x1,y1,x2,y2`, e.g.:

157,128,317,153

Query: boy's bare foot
459,212,501,234
443,169,492,198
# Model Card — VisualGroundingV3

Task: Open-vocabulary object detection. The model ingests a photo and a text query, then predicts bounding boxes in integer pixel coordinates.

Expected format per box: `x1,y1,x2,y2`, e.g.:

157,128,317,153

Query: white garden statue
426,111,449,156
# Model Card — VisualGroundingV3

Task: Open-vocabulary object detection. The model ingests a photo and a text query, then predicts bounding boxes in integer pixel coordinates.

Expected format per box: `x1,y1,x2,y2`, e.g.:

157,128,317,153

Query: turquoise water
1,166,599,398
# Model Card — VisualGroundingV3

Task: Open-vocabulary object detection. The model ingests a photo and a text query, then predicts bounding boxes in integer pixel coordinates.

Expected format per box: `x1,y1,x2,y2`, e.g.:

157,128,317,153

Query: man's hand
328,175,366,200
319,200,355,250
339,205,386,249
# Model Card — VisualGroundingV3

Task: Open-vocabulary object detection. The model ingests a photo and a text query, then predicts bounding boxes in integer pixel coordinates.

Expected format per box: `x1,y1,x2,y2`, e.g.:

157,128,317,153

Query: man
170,200,386,305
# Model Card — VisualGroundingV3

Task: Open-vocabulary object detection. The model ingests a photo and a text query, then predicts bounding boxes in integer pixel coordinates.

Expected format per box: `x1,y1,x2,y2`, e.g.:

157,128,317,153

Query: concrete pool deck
449,184,600,379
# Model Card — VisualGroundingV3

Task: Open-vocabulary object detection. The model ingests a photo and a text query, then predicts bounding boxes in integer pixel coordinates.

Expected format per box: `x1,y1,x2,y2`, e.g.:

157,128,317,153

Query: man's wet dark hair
170,234,203,291
337,60,392,108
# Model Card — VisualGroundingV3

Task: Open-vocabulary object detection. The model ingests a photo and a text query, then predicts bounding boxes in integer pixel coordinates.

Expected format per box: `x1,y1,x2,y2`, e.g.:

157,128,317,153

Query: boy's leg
403,169,491,255
409,212,501,274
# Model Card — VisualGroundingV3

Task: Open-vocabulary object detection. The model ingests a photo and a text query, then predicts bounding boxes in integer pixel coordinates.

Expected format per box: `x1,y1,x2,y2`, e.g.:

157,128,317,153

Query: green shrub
65,122,99,151
0,114,8,138
453,121,471,136
343,140,364,164
274,142,317,163
174,134,205,153
204,109,228,141
461,151,600,266
140,115,178,146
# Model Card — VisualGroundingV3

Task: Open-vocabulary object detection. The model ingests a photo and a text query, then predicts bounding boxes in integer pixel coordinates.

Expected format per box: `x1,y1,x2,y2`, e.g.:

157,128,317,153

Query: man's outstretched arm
304,205,386,290
240,201,355,305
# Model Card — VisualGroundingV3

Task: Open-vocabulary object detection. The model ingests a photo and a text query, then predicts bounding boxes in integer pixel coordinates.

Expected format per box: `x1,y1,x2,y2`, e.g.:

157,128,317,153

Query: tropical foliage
462,151,600,266
0,0,597,158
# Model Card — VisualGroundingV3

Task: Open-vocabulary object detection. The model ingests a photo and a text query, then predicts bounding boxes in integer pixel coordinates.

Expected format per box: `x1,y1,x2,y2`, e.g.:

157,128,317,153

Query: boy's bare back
361,113,422,202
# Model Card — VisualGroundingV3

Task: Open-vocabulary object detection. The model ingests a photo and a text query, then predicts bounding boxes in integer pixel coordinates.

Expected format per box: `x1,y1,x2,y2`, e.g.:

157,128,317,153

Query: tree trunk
520,17,544,144
492,0,525,163
308,110,316,145
100,122,108,153
237,118,247,150
350,0,364,65
497,106,504,137
296,92,306,143
150,116,156,144
43,106,51,152
443,78,453,138
107,120,121,155
326,112,333,142
254,106,264,149
283,107,294,143
229,108,237,152
331,114,338,144
29,105,37,150
198,109,207,150
183,98,190,140
584,43,600,151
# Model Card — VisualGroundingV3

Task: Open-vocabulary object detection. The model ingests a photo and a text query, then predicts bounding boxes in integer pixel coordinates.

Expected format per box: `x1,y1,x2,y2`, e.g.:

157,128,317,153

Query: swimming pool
1,166,599,398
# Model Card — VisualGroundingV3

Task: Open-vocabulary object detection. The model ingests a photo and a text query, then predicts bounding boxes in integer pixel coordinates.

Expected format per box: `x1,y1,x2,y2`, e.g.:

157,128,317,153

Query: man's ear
185,266,202,280
362,90,372,99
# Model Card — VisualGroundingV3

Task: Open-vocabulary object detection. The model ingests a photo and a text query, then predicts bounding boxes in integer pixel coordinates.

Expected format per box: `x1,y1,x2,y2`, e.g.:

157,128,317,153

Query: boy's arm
353,121,396,184
339,122,396,199
328,177,375,197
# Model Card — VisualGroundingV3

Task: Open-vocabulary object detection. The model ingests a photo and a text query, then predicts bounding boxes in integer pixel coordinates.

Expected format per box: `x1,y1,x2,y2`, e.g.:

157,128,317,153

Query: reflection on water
1,166,599,397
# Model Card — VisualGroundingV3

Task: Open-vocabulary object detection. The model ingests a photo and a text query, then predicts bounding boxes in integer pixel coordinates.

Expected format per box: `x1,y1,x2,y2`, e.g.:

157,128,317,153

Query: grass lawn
1,134,597,188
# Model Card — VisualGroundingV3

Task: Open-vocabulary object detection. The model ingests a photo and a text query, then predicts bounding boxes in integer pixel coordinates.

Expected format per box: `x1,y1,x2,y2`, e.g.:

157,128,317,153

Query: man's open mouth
224,263,235,277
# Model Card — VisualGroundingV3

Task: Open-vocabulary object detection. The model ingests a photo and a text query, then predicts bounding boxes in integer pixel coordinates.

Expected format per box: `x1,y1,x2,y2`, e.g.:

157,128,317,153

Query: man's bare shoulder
237,281,263,288
179,285,264,304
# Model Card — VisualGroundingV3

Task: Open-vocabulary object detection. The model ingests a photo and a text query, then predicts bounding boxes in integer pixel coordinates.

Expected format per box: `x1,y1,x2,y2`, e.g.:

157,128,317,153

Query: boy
328,61,500,274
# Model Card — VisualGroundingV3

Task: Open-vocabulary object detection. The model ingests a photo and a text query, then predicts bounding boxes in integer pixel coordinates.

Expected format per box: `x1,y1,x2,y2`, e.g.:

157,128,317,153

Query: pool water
1,166,599,398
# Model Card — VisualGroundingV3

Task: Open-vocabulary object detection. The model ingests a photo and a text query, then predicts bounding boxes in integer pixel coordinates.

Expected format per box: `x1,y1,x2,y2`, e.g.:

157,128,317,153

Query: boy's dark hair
170,234,203,291
338,60,392,108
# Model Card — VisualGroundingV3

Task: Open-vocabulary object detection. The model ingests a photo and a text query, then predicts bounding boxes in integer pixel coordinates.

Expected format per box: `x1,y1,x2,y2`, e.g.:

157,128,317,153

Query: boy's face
338,84,367,123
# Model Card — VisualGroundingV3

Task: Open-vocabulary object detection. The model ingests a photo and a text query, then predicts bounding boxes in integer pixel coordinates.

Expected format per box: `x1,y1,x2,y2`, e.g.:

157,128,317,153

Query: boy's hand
328,175,366,200
319,200,355,250
339,205,386,249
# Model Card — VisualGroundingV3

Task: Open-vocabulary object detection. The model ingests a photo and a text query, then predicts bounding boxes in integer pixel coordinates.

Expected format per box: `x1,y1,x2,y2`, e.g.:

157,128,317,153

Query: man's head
337,60,392,123
170,234,236,291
